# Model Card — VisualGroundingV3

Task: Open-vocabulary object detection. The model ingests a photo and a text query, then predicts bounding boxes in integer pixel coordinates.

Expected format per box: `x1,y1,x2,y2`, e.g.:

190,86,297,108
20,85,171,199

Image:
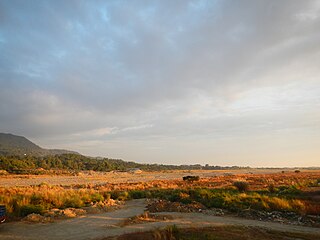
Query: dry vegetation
104,225,320,240
0,170,319,221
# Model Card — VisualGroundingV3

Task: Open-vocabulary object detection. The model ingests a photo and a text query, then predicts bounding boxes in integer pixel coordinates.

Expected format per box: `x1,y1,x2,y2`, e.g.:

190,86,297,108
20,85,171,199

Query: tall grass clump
0,185,109,217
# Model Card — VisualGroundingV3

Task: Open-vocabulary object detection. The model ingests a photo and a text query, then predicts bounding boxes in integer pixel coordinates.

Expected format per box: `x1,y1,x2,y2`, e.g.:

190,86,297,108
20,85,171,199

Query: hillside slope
0,133,78,156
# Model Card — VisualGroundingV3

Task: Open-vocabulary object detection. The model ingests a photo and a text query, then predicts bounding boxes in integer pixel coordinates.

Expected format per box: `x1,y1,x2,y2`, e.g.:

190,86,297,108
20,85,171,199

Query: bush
90,193,104,203
178,192,192,204
19,205,44,217
206,195,225,208
102,192,111,201
110,191,130,200
110,191,121,200
118,191,130,201
167,190,183,202
64,196,83,208
129,190,146,199
233,181,249,192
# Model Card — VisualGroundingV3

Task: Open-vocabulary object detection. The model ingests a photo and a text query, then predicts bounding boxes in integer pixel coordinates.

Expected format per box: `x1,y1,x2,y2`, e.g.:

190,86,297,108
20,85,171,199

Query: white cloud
1,0,319,166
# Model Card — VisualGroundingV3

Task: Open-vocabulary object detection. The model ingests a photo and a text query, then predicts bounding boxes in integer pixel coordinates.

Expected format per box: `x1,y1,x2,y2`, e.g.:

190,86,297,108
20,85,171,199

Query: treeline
0,154,250,173
0,154,136,173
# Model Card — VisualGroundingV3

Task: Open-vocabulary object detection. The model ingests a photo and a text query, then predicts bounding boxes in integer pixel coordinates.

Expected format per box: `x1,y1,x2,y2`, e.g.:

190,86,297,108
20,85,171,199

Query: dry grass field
1,169,319,239
1,169,319,215
0,169,316,187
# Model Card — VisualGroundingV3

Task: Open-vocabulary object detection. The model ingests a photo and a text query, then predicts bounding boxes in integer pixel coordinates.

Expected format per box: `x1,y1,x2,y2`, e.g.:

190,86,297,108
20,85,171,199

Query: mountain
0,133,78,156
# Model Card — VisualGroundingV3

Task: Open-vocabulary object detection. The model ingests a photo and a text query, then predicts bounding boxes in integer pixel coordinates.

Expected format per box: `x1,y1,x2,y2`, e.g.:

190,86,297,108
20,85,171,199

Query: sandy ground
0,169,293,187
0,199,319,240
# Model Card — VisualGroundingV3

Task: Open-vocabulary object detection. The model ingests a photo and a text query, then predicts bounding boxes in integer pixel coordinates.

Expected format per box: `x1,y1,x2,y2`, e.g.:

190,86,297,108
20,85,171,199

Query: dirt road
0,199,319,240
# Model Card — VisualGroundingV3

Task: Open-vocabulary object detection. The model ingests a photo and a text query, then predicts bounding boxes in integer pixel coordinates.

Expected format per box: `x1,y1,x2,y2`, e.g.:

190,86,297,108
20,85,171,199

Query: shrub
117,191,130,201
90,193,104,203
178,192,192,204
110,191,121,200
64,195,83,208
19,205,44,217
110,190,131,200
129,190,146,199
167,190,183,202
233,181,249,192
102,192,111,201
206,195,225,208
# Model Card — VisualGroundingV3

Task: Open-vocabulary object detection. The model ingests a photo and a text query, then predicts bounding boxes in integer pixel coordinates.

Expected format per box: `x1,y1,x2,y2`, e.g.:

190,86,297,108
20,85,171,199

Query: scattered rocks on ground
203,208,226,216
119,211,174,227
22,213,53,223
146,199,320,228
41,199,123,221
44,208,86,219
83,199,122,214
238,209,320,227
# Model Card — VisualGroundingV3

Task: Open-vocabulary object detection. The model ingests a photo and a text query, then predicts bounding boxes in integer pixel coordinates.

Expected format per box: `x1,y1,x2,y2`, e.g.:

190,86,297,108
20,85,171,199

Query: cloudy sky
1,0,319,167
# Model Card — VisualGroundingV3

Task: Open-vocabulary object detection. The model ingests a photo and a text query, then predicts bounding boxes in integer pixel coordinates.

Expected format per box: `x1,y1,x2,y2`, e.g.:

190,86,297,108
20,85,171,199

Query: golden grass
1,171,319,217
0,184,107,216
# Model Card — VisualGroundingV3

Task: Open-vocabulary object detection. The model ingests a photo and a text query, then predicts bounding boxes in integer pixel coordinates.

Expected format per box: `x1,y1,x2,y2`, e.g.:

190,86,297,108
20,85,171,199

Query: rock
23,214,52,223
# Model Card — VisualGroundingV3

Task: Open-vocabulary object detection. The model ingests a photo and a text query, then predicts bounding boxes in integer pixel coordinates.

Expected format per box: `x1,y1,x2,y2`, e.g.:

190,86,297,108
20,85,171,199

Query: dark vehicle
0,205,6,223
182,175,200,182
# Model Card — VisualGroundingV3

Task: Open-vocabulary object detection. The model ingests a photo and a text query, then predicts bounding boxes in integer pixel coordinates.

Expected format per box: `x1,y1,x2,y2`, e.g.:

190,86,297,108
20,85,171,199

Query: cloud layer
1,0,320,166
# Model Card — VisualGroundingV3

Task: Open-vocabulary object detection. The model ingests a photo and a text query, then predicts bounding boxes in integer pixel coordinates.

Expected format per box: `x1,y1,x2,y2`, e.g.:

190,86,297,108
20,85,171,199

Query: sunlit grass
1,172,319,218
0,184,107,217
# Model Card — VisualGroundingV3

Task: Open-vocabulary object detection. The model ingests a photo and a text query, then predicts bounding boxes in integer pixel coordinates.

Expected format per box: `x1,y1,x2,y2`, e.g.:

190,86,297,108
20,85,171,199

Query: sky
0,0,319,167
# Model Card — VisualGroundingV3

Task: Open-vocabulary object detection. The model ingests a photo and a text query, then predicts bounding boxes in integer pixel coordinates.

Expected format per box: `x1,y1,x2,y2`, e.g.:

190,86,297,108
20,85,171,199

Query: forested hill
0,153,249,174
0,133,78,156
0,133,250,173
